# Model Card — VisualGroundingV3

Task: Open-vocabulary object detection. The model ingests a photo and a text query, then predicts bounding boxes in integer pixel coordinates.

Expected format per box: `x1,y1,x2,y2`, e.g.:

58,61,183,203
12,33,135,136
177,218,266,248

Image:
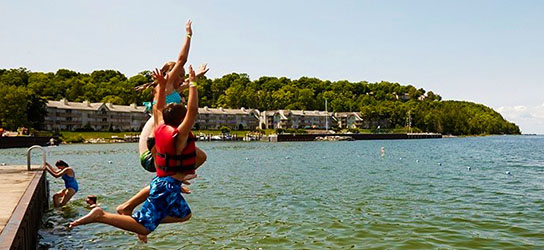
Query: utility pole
407,110,412,133
325,99,329,131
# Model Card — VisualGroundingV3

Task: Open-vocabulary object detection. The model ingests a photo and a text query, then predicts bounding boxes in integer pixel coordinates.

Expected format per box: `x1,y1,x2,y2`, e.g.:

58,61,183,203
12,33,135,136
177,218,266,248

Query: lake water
1,136,543,249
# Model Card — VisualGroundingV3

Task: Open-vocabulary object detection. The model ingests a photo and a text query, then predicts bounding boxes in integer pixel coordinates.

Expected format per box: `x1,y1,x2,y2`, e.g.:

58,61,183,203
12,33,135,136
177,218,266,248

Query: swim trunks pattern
132,176,191,232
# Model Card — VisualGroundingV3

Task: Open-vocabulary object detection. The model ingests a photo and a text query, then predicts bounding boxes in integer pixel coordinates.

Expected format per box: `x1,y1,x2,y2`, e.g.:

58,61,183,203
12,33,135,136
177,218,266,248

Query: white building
195,107,260,130
45,99,148,131
260,110,334,129
334,112,364,129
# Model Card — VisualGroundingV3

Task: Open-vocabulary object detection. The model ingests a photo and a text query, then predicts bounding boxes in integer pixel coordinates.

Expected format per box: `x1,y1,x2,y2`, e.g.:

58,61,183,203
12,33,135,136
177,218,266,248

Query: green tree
0,83,30,130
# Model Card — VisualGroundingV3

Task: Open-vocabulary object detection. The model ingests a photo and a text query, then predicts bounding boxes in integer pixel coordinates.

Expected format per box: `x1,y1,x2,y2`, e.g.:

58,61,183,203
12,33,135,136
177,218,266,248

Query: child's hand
196,63,209,78
151,68,167,86
188,65,196,83
178,80,190,91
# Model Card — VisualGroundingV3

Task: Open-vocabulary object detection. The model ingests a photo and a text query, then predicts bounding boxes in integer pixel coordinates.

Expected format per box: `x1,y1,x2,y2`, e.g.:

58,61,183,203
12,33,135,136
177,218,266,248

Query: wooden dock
0,165,49,249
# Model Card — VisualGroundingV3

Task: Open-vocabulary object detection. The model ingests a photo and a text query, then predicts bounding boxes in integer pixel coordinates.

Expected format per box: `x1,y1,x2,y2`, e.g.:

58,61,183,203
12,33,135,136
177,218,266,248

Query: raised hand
188,65,196,83
151,68,167,86
178,79,190,91
196,63,209,78
186,19,192,36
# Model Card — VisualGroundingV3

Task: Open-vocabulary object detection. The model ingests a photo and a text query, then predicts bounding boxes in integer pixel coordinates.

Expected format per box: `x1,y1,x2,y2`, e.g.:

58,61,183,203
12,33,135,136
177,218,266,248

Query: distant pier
277,133,442,142
0,165,49,249
0,136,59,149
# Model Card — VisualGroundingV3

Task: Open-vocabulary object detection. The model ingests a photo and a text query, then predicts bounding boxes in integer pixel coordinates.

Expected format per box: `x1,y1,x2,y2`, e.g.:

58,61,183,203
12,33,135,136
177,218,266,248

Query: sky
1,0,543,133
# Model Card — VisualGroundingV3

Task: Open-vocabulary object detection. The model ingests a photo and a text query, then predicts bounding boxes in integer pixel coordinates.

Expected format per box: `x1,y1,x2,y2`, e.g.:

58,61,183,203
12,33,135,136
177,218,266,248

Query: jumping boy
70,65,201,242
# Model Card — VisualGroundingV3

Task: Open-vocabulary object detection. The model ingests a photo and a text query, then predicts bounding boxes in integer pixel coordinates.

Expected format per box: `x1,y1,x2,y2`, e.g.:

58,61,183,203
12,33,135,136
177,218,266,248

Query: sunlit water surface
1,136,543,249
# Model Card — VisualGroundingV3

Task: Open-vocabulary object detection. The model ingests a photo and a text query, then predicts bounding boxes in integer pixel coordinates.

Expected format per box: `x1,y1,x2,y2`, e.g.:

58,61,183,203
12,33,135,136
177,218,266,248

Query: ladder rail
26,145,47,171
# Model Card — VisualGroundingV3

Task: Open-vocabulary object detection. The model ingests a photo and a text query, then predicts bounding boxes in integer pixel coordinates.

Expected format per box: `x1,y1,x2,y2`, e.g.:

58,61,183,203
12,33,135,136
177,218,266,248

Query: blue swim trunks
132,176,191,232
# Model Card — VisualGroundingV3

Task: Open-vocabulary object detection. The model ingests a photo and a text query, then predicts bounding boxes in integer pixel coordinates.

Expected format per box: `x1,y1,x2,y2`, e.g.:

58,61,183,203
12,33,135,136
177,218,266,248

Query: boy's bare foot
138,234,148,243
69,207,104,228
181,186,191,194
116,202,133,215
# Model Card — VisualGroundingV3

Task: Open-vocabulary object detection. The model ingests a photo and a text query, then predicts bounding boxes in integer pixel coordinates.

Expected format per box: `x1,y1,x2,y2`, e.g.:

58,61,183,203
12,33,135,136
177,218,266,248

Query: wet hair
55,160,69,168
163,103,187,127
135,61,185,92
160,61,176,76
159,61,185,85
87,195,97,204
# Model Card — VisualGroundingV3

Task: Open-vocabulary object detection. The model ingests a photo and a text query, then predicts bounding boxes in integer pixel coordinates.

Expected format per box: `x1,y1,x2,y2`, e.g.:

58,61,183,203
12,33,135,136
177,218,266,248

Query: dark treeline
0,68,520,135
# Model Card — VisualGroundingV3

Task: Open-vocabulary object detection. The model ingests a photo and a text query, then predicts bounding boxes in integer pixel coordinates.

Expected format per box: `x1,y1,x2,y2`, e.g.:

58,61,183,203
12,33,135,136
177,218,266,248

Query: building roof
47,99,103,111
199,106,259,116
107,103,146,113
47,99,145,113
335,112,363,120
290,110,330,117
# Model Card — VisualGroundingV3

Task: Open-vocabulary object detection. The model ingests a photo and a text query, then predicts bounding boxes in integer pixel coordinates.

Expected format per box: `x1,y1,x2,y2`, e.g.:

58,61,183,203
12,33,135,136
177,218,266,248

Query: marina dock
277,133,442,142
0,165,49,249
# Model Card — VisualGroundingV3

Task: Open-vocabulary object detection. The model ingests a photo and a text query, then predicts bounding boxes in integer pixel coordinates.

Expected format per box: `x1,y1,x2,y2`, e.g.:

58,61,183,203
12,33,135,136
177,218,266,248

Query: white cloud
497,102,544,134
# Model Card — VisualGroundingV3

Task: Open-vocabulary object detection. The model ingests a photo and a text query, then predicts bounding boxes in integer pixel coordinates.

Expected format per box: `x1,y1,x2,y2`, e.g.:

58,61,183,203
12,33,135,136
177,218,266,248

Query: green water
1,136,543,249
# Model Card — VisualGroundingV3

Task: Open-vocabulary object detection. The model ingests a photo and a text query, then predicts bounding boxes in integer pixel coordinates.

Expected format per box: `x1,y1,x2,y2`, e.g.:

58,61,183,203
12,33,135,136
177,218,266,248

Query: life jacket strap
156,152,197,173
158,164,196,173
157,151,196,161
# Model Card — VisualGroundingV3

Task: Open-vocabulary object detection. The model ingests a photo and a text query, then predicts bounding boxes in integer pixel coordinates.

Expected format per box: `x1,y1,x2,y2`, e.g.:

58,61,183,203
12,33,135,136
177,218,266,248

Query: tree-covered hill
0,68,520,135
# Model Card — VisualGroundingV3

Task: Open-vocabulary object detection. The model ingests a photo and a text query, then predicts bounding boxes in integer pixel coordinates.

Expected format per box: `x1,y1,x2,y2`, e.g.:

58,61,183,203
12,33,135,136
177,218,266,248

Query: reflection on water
2,136,543,249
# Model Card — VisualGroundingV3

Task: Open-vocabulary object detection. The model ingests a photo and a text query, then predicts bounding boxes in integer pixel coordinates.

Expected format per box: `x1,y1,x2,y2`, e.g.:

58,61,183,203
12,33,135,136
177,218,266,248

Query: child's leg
117,186,150,215
70,207,150,235
58,188,76,207
118,149,206,215
161,213,191,224
53,189,67,207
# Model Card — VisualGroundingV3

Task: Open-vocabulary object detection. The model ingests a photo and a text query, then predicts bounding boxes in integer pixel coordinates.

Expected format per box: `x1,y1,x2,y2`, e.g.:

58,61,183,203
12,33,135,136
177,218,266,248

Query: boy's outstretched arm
177,65,198,137
152,68,168,127
168,19,192,86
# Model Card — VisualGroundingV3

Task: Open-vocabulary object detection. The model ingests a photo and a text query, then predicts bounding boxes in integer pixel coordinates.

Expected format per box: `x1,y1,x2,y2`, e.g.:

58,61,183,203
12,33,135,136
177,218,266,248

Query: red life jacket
154,124,197,177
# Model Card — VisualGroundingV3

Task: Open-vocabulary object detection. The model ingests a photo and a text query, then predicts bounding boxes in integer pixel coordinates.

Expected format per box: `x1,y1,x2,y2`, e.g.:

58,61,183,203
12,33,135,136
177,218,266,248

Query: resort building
45,99,368,132
259,111,276,129
259,110,334,129
45,99,148,131
334,112,364,129
195,107,260,130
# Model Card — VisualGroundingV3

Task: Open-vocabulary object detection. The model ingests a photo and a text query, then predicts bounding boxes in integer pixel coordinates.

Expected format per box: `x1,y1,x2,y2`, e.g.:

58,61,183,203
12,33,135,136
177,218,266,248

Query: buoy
285,156,290,159
467,167,471,171
245,157,249,160
438,162,442,166
506,171,511,175
416,160,419,163
108,160,113,164
399,157,402,160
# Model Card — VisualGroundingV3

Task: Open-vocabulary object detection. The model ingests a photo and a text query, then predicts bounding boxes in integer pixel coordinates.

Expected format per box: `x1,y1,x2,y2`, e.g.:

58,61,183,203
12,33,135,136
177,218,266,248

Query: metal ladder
26,145,47,171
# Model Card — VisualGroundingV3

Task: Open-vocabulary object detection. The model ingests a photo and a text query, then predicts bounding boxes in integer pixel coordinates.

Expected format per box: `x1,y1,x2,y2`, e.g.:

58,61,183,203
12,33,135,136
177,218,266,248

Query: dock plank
0,165,41,234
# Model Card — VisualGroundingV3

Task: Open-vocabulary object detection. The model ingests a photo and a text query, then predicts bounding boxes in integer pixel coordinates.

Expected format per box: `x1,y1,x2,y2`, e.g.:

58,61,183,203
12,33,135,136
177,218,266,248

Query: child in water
44,160,78,207
86,195,98,209
70,65,202,243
